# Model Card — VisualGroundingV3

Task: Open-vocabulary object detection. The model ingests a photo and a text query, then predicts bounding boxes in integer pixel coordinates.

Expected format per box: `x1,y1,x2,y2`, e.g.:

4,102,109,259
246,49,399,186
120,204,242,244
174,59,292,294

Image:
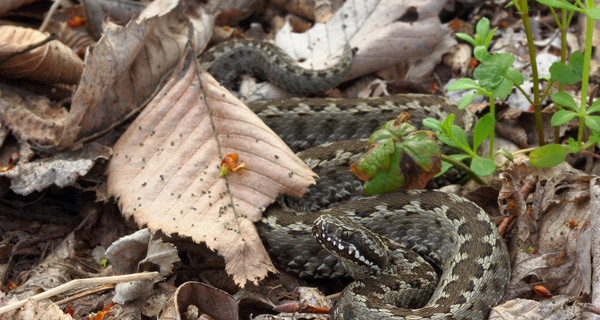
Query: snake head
312,214,389,278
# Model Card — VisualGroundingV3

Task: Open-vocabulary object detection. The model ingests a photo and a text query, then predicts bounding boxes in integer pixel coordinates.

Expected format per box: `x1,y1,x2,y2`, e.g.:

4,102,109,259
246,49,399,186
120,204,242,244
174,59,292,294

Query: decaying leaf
0,86,68,148
0,25,83,84
501,164,592,301
491,296,582,320
275,0,449,81
105,229,180,304
57,9,193,150
174,282,238,320
106,45,316,286
0,142,111,196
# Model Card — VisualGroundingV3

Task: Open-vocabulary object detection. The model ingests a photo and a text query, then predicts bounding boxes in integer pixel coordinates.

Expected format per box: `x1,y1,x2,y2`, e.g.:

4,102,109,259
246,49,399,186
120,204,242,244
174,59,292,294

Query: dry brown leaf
0,25,83,84
174,282,238,320
106,46,316,286
0,0,42,16
56,1,213,150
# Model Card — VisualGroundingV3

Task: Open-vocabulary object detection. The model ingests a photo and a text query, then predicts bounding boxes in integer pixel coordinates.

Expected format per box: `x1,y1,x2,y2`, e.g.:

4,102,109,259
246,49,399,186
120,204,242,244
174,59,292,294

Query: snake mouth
312,214,388,272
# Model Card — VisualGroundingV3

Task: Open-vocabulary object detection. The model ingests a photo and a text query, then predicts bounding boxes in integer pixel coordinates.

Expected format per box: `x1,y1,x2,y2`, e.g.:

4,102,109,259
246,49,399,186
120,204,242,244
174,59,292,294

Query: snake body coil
202,40,510,320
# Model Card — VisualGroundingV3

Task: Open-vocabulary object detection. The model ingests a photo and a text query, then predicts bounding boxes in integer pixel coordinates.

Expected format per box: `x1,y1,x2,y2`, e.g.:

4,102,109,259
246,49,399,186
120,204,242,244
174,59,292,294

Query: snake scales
200,40,510,319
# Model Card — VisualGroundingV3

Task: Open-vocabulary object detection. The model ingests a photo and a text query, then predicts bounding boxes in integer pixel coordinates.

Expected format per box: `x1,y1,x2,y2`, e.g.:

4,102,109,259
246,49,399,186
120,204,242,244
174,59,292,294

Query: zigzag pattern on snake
200,40,510,320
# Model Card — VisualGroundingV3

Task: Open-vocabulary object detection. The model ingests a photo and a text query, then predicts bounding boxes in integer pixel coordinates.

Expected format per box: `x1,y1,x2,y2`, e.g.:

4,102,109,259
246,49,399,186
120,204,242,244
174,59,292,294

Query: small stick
39,0,64,32
0,272,158,315
54,284,115,306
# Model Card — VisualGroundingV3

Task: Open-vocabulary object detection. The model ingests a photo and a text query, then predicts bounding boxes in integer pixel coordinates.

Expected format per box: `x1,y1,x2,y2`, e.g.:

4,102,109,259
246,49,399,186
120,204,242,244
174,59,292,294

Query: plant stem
556,8,568,144
516,85,536,105
519,0,545,146
440,154,487,186
489,98,495,158
578,0,594,147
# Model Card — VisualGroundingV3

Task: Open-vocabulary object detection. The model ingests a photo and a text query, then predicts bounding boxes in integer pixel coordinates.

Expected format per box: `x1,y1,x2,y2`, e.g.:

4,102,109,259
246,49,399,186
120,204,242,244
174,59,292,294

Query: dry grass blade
106,45,316,286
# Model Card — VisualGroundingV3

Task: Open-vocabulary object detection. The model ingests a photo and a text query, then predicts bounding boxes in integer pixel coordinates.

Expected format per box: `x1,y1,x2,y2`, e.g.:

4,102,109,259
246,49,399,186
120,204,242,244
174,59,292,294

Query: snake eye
340,230,353,241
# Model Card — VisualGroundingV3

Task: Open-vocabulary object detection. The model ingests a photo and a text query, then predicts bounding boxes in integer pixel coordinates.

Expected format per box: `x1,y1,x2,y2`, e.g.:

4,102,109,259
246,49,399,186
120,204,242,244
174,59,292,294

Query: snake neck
199,39,353,94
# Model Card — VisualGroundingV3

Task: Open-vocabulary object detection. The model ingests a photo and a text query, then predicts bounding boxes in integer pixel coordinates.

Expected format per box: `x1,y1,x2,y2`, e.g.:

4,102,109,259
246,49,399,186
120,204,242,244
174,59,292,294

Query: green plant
424,17,521,177
426,0,600,179
529,0,600,167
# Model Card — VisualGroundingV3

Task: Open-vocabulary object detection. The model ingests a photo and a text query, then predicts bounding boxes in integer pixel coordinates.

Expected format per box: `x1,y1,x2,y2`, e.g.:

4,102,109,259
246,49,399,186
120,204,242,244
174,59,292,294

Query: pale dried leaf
0,143,111,195
0,85,68,148
0,0,42,16
271,0,344,22
105,228,179,303
490,296,582,320
106,47,315,286
0,26,83,84
105,229,152,275
56,2,213,150
275,0,448,81
83,0,147,38
113,280,154,304
2,300,74,320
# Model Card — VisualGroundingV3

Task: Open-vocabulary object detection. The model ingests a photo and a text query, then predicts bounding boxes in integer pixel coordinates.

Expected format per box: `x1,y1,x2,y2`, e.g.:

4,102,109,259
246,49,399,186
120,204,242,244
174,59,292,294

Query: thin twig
0,34,58,65
0,272,158,315
55,284,115,306
39,0,64,32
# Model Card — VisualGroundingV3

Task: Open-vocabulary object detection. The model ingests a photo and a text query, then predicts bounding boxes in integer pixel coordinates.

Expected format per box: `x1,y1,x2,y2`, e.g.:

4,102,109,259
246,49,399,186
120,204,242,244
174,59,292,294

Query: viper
200,40,510,320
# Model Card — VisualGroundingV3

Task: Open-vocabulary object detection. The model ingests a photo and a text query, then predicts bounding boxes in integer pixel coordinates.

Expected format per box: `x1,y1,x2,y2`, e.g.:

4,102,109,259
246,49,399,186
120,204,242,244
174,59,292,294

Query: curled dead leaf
0,25,83,84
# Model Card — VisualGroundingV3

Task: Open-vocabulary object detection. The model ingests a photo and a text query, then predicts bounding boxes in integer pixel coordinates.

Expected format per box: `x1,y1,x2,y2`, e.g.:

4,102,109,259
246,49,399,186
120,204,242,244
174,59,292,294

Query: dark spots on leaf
398,6,418,22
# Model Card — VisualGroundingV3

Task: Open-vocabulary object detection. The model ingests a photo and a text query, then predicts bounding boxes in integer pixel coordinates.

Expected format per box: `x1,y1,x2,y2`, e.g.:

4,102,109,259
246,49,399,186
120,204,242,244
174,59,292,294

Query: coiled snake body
201,40,510,320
